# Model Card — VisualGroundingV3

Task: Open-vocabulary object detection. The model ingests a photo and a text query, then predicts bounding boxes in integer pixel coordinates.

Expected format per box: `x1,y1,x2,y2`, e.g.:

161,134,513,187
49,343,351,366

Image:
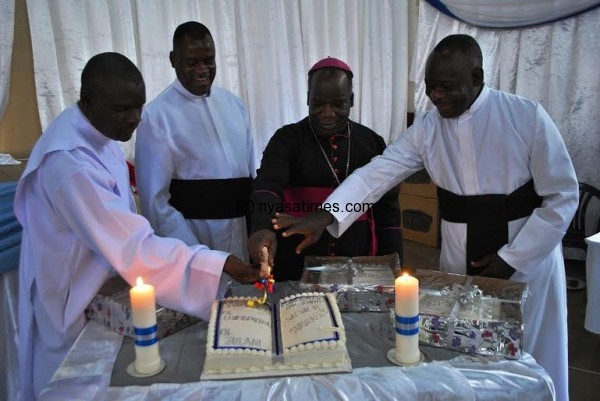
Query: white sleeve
326,124,425,237
135,117,200,246
49,163,228,320
498,104,579,274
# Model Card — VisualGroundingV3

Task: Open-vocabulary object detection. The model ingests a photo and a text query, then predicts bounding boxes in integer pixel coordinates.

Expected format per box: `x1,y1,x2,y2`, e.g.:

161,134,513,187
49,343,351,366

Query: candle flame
402,272,410,277
136,276,144,286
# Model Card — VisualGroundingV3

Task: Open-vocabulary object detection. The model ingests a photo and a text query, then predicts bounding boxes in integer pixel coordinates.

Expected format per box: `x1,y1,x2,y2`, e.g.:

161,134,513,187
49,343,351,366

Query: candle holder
126,358,166,378
386,349,425,367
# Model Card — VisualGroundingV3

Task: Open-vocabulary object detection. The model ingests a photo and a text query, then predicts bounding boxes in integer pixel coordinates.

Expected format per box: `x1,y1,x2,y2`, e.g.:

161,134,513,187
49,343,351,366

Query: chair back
563,183,600,251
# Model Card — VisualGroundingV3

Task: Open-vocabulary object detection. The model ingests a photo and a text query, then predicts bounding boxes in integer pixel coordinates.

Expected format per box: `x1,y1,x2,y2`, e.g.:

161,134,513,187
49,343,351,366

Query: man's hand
272,211,334,254
470,253,516,280
248,229,277,267
222,255,264,283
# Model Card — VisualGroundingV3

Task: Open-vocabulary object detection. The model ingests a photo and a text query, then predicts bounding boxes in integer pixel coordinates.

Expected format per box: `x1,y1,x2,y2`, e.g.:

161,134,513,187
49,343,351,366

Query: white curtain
26,0,409,162
0,0,15,122
430,0,600,28
413,1,600,191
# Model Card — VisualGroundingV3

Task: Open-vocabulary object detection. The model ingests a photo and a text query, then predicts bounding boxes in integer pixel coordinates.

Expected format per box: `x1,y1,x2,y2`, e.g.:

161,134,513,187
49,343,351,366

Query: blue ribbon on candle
395,313,419,336
134,325,158,335
134,324,158,346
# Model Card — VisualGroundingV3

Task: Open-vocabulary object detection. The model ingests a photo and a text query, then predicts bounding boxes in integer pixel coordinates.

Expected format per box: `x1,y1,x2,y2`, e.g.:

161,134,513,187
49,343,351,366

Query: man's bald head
431,34,483,70
78,53,146,142
80,52,143,98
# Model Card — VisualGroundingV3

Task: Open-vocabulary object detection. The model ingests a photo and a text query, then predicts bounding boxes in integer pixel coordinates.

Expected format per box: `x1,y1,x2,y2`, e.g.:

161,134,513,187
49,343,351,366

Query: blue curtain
0,182,21,273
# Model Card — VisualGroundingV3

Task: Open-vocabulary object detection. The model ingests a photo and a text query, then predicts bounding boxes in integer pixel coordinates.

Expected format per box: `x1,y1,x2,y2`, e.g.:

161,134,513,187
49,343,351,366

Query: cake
202,292,352,380
279,293,348,368
204,298,273,371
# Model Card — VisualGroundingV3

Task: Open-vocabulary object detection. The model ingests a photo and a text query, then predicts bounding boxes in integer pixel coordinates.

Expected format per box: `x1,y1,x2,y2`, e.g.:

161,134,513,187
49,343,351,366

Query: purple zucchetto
308,57,353,77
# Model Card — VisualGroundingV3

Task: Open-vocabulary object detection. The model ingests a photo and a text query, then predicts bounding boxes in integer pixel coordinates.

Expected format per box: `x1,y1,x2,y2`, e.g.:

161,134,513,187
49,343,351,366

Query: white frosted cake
204,297,272,372
202,293,351,380
279,293,347,367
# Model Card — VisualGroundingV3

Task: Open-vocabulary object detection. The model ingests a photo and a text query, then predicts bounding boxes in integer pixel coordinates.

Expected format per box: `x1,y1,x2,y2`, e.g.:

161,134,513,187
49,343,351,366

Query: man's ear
306,91,310,106
472,67,484,87
169,51,176,68
350,92,354,108
79,88,91,111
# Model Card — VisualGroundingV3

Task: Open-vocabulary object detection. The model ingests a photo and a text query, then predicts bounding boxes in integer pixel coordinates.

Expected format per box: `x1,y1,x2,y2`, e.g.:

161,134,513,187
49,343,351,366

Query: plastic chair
563,183,600,290
563,183,600,252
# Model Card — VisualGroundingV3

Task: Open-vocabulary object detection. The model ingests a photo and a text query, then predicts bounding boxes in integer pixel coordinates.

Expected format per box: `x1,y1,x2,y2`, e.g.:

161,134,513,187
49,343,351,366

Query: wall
0,0,41,159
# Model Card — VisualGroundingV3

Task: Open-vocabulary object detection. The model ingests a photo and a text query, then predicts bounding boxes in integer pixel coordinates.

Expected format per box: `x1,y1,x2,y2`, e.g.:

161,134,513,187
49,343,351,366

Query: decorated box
414,269,528,359
85,275,200,339
298,254,401,312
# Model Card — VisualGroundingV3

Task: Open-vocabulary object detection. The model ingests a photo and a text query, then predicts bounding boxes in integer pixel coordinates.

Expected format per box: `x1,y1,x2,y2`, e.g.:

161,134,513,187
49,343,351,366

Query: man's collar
463,85,489,116
173,78,211,100
310,119,352,140
74,105,112,145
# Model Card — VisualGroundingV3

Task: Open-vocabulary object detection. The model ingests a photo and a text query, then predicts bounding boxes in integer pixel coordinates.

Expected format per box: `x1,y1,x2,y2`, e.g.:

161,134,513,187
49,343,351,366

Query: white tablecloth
40,297,555,401
585,232,600,333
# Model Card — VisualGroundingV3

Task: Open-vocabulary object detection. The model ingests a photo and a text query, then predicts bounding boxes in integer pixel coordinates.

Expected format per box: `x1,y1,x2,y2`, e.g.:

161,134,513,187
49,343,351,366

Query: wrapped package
85,275,200,339
298,254,401,312
414,269,528,359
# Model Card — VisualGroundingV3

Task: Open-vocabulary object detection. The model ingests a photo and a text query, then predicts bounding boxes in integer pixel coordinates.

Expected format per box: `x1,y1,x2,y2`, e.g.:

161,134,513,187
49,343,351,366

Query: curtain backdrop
26,0,409,162
0,0,15,122
425,0,600,28
413,1,600,191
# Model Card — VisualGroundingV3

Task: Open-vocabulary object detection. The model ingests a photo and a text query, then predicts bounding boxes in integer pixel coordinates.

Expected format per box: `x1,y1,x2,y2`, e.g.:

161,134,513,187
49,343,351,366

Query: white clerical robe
15,106,230,400
326,86,578,401
135,80,256,262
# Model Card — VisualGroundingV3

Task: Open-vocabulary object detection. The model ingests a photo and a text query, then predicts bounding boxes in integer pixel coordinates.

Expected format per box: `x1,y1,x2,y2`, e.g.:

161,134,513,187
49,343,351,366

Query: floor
403,240,600,401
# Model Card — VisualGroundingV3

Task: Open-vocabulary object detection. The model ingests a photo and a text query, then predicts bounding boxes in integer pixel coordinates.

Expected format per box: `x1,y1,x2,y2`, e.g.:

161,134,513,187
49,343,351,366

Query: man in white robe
274,35,578,401
14,53,262,401
135,21,256,262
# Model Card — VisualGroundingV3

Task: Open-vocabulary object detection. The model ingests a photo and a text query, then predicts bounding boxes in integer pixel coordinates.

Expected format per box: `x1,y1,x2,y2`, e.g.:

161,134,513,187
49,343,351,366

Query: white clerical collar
173,78,211,101
463,85,490,116
74,105,112,146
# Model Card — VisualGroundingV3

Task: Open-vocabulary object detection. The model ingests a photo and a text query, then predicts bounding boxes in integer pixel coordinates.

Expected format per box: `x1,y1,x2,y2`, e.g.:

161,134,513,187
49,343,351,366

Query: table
585,232,600,333
40,284,555,401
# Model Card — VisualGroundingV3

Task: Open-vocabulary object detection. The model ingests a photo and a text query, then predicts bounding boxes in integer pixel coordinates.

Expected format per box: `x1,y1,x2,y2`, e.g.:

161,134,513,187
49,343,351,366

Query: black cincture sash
169,177,251,220
437,180,542,275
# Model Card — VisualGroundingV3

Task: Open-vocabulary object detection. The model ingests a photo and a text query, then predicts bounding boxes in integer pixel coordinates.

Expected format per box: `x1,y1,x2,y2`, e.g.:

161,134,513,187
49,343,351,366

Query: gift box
85,275,200,339
298,254,401,312
414,269,528,359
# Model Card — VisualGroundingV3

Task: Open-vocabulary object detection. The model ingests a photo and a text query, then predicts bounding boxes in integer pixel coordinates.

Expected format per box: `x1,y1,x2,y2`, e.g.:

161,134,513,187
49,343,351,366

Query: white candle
129,276,161,374
394,273,420,364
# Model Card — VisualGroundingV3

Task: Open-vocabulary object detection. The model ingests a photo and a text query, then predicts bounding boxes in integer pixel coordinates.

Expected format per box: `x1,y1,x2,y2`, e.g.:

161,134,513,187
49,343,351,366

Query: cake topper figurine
247,247,275,307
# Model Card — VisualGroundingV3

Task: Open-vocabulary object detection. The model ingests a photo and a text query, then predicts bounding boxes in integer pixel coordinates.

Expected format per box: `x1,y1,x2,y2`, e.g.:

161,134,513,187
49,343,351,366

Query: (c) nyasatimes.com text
236,200,374,215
